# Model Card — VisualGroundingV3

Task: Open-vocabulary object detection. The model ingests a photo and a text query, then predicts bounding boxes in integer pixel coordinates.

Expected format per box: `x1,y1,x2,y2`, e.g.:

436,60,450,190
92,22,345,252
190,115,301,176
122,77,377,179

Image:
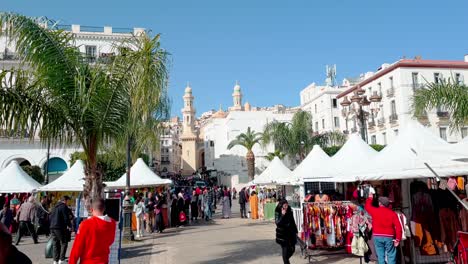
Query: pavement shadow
121,242,167,259
196,239,283,264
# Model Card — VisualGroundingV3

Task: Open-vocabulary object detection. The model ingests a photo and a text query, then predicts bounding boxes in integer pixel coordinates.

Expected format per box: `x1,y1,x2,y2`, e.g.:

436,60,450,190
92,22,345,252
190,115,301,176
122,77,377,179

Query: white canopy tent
342,120,468,181
39,160,86,192
106,158,172,189
0,161,42,193
253,157,292,185
328,134,378,182
291,145,332,183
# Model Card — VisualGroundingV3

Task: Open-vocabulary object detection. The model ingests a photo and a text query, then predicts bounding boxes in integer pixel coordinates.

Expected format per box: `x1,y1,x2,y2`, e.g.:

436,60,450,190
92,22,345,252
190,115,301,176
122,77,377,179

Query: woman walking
190,190,199,222
133,196,145,238
275,200,298,264
222,187,231,219
170,194,179,227
177,193,187,226
250,191,259,219
155,194,165,233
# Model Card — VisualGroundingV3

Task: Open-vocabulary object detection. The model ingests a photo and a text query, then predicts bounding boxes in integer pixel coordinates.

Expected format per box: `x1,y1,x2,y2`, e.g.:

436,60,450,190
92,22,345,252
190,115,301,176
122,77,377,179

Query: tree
266,150,286,161
0,14,169,203
227,127,263,181
21,165,44,184
263,110,347,161
413,79,468,131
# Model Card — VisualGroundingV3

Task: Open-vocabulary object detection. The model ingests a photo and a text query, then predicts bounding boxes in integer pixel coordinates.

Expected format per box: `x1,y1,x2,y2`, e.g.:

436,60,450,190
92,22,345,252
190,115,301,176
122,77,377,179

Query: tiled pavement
19,203,362,264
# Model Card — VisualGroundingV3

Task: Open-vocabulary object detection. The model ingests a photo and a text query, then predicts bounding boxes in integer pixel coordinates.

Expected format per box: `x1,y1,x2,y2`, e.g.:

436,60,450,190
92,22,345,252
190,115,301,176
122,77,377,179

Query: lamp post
340,87,382,142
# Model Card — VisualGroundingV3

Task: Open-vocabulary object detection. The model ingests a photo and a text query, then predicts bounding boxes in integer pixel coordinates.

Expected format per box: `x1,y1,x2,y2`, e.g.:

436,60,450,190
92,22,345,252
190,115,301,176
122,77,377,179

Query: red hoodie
365,198,402,242
69,215,116,264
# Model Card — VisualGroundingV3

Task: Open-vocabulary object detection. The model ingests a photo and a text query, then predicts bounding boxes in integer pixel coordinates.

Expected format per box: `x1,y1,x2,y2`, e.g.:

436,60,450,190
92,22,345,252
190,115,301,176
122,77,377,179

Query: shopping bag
179,211,187,223
45,237,54,259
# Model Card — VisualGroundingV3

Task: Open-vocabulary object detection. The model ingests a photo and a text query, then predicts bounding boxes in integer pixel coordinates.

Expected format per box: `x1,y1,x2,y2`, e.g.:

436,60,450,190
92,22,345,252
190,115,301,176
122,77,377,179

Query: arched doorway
7,157,31,167
43,157,68,181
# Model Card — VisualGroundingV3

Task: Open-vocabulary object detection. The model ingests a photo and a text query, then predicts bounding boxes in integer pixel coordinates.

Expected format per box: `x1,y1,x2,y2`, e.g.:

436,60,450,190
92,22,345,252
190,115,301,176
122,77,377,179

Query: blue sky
4,0,468,117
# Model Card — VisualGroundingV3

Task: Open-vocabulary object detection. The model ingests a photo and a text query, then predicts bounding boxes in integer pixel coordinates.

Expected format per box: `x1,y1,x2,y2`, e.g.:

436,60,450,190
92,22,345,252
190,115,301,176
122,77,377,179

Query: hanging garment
412,221,437,255
461,207,468,232
457,177,465,191
351,236,368,257
439,208,460,251
448,177,458,191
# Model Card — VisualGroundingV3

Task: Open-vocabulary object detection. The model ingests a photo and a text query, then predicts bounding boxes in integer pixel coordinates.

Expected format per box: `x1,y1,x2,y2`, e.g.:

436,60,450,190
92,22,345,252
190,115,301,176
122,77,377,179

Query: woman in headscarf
177,193,187,226
275,199,298,264
222,187,231,219
250,191,259,220
155,194,165,233
190,190,199,222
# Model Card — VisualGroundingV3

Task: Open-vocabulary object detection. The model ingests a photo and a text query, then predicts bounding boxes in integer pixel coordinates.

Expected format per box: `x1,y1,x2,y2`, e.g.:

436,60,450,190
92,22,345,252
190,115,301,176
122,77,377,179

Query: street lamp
340,87,382,142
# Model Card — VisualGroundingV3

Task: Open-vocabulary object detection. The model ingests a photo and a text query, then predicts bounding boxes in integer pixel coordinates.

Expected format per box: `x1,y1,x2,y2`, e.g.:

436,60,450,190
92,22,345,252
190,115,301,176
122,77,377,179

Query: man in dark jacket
238,188,247,218
0,222,32,264
49,196,72,264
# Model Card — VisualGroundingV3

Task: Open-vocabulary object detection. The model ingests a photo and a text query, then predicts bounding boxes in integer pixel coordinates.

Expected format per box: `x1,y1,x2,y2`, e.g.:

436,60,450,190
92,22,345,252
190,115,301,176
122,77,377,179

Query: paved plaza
19,203,361,264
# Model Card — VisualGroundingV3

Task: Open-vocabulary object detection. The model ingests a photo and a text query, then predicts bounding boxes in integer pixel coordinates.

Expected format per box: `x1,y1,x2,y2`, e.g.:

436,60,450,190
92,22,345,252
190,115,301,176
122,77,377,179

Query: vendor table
264,202,276,220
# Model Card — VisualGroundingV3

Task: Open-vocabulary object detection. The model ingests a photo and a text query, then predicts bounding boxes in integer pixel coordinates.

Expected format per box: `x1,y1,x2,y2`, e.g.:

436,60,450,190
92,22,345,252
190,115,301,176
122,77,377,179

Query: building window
334,117,340,128
462,128,468,138
391,100,397,115
322,119,325,129
332,99,338,108
371,135,376,145
434,73,441,84
315,104,317,114
412,72,419,89
455,73,463,85
85,45,97,62
440,127,447,141
210,140,214,147
389,77,394,88
315,122,319,131
394,129,398,136
378,82,382,94
382,132,387,145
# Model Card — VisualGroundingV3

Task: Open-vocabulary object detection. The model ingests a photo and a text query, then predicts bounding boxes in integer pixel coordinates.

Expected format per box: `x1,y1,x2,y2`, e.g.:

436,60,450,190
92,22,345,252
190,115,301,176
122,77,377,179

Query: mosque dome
233,81,241,93
244,102,251,111
185,85,192,94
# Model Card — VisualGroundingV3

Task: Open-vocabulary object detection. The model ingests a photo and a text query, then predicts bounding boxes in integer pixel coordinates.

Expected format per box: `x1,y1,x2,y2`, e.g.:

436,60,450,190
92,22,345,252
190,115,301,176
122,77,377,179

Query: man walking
365,193,402,264
50,196,72,264
69,198,116,264
238,188,247,218
15,196,38,245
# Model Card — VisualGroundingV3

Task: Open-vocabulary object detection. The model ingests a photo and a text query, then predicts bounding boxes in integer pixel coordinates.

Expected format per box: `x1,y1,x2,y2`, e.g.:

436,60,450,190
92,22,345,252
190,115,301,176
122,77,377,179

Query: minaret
182,84,195,135
231,81,243,111
181,83,198,175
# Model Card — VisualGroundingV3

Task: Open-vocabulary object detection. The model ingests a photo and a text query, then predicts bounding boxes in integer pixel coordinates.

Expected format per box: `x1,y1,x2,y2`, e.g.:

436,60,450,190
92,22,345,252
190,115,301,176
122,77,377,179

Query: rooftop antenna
325,64,337,87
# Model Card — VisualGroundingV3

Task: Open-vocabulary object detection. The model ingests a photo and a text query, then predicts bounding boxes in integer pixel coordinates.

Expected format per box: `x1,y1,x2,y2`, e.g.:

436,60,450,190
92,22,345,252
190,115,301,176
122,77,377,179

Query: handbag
179,211,187,223
45,237,54,258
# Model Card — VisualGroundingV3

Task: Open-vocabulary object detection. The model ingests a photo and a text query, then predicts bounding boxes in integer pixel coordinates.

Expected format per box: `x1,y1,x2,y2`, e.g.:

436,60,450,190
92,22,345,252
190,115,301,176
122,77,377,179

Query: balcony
377,118,386,127
0,52,19,61
389,113,398,123
351,127,358,133
386,87,395,97
412,83,425,91
437,111,449,119
368,121,376,129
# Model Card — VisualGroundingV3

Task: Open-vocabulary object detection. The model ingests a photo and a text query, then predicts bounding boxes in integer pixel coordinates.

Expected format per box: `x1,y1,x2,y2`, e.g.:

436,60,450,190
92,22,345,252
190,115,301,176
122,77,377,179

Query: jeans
374,236,396,264
15,221,38,245
146,212,155,233
281,244,295,264
51,229,68,262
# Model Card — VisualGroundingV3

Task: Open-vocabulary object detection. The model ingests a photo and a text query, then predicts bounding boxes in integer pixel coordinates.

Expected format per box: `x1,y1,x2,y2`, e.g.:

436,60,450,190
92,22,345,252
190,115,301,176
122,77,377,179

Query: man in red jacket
69,198,116,264
365,193,402,264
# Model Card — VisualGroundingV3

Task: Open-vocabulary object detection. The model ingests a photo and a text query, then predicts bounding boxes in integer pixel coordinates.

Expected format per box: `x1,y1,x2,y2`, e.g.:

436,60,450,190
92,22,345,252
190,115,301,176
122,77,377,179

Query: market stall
252,157,293,220
106,158,173,229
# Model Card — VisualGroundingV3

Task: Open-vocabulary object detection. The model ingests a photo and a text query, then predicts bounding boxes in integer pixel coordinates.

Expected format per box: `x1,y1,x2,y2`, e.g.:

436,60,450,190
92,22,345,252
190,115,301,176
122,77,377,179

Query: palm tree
0,14,169,203
413,80,468,130
266,150,286,161
227,127,263,181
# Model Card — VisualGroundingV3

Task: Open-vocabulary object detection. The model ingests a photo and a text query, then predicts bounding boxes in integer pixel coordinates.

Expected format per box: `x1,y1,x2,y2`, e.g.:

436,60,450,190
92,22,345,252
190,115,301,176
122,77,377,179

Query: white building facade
337,57,468,145
0,23,143,174
158,117,182,176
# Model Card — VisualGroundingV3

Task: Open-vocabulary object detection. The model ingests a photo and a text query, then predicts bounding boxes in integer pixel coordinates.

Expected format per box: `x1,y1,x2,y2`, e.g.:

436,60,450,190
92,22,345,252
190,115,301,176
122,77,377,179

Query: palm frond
413,80,468,130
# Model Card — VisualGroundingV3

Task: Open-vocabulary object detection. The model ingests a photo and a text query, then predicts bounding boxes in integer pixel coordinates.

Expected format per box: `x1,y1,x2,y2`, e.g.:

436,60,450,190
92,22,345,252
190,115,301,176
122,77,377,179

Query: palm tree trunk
83,134,103,210
246,150,255,181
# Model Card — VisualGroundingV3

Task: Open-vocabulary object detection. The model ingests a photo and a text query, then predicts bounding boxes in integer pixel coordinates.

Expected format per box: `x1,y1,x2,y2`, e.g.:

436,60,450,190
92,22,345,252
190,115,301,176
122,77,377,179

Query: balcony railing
351,127,358,133
386,87,395,97
368,121,376,128
437,111,449,118
0,52,19,61
412,83,425,91
378,118,386,127
389,113,398,123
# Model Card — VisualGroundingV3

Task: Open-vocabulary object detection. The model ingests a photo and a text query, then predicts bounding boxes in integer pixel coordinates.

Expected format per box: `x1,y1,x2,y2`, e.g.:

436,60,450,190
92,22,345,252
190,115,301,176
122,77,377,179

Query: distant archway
43,157,68,174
